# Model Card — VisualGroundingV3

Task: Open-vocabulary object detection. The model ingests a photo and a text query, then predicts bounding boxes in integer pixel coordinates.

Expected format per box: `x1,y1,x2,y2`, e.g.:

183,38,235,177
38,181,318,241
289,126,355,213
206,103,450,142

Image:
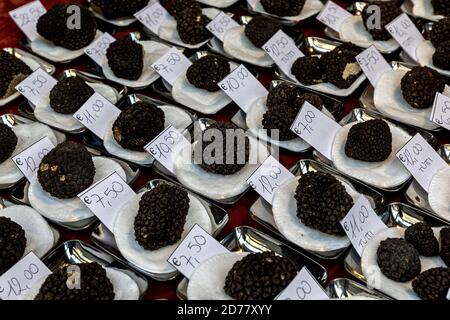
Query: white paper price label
0,252,51,300
247,155,294,204
151,47,192,85
73,92,121,139
316,0,352,32
263,30,304,80
431,92,450,131
276,267,329,300
356,45,391,87
247,0,259,8
135,2,172,34
290,102,341,161
144,125,190,174
385,13,424,61
168,224,229,279
78,171,135,231
9,1,46,41
340,196,387,257
206,11,239,42
12,136,55,181
15,68,57,106
219,64,268,113
396,133,447,191
84,32,116,66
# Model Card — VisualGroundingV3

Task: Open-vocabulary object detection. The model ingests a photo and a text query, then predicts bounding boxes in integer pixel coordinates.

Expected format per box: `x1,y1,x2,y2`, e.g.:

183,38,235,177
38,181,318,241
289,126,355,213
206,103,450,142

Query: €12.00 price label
431,92,450,131
135,2,172,35
9,1,46,41
151,47,192,86
356,45,391,87
206,11,239,42
84,32,116,66
316,0,352,32
276,267,329,300
15,68,57,106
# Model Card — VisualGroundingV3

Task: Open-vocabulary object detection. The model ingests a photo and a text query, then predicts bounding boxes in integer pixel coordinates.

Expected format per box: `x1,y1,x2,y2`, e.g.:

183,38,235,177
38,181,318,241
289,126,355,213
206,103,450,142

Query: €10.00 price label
276,267,329,300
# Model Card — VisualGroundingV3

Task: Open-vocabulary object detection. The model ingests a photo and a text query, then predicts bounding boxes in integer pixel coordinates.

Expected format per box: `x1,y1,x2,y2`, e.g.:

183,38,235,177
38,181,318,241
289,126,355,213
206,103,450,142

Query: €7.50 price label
84,32,116,66
9,1,46,41
356,45,391,87
276,267,329,300
151,47,192,86
15,68,57,106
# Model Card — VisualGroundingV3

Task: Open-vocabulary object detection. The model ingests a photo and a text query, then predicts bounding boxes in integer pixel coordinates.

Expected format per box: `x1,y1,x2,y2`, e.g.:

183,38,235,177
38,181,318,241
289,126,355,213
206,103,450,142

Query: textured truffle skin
294,92,323,110
38,142,95,199
134,184,190,250
361,1,401,41
169,0,201,18
91,0,149,19
175,8,211,45
37,4,97,50
106,38,144,80
431,0,450,16
262,104,300,140
266,83,298,110
376,238,421,282
404,222,439,256
186,56,230,92
400,66,445,109
412,267,450,300
244,16,282,48
291,56,323,85
440,227,450,266
345,119,392,162
112,101,165,151
429,17,450,47
0,124,18,164
49,77,95,114
294,171,354,235
260,0,305,17
0,216,26,275
224,252,297,300
433,40,450,70
34,262,115,300
0,51,32,98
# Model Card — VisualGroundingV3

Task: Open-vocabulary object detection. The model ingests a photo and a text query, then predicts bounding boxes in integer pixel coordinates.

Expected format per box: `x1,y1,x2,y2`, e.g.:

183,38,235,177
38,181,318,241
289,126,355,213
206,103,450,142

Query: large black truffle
112,101,165,151
291,56,323,86
91,0,149,19
134,184,190,250
376,238,421,282
244,16,282,48
405,222,439,256
38,142,95,199
433,40,450,71
186,56,230,92
37,4,97,50
294,92,323,110
294,172,354,235
400,66,445,109
0,216,26,275
0,51,32,99
262,104,300,141
34,262,115,300
440,227,450,266
412,267,450,300
361,1,401,41
175,8,211,45
345,119,392,162
169,0,201,18
224,252,297,300
429,17,450,47
266,83,298,110
106,38,144,80
431,0,450,16
260,0,305,17
0,124,18,164
49,77,94,114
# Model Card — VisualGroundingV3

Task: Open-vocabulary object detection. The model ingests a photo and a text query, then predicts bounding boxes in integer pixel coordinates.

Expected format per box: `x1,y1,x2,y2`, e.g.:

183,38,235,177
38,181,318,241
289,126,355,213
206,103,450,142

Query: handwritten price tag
135,2,172,34
9,1,46,41
385,13,424,61
316,0,352,32
78,171,135,231
73,92,121,139
263,30,304,81
151,47,192,85
356,45,391,87
206,11,239,42
144,125,190,174
340,196,387,256
15,68,57,106
219,64,268,113
168,224,229,279
247,155,294,204
0,252,51,300
290,102,341,161
12,136,55,181
396,133,447,191
276,267,329,300
431,92,450,131
84,32,116,66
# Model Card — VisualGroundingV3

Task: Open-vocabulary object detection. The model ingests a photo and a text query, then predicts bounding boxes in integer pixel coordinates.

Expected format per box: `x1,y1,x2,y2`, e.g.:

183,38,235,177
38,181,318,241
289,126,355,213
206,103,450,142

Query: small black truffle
429,17,450,47
431,0,450,16
49,77,95,114
106,38,144,80
440,227,450,266
405,222,439,256
433,40,450,70
244,16,282,48
175,8,211,45
91,0,149,19
260,0,305,17
0,51,32,98
0,216,26,275
186,56,230,92
412,267,450,300
266,83,298,110
169,0,201,18
0,124,18,164
291,56,323,86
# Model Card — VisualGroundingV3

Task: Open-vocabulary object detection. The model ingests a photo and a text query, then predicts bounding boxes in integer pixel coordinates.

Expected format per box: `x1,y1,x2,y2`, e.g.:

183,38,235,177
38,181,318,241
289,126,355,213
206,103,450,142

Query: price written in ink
15,68,57,106
356,45,391,87
9,1,46,41
135,2,172,34
84,32,116,66
431,92,450,131
151,47,192,85
168,224,229,279
12,136,55,181
316,0,352,32
206,11,239,42
276,267,329,300
396,133,448,191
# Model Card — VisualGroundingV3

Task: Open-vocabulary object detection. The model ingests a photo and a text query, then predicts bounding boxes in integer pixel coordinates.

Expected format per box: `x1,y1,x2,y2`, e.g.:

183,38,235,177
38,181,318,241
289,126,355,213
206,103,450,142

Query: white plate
416,40,450,77
89,0,154,27
250,0,324,23
428,166,450,221
197,0,239,8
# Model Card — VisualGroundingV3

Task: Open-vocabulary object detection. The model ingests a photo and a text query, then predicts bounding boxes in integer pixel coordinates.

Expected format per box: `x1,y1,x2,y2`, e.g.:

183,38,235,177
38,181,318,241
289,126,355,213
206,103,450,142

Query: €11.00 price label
168,224,229,279
84,32,116,66
151,47,192,86
276,267,329,300
316,0,352,32
356,45,391,87
15,68,57,106
135,2,172,35
206,11,239,42
9,1,46,41
431,92,450,131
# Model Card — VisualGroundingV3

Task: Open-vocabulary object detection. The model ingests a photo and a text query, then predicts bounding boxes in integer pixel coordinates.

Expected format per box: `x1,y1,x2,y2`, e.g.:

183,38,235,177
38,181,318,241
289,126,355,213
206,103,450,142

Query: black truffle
291,56,323,86
244,16,282,48
112,101,165,151
412,267,450,300
440,227,450,266
0,124,18,164
49,77,94,114
400,66,445,109
262,104,300,140
345,119,392,162
0,216,26,275
37,4,97,50
134,184,190,250
266,83,298,110
405,222,439,256
361,1,401,41
260,0,305,17
293,92,323,110
169,0,201,18
175,8,211,45
186,56,230,92
224,252,297,300
106,38,144,80
38,142,95,199
34,262,115,300
429,17,450,47
433,40,450,70
0,51,32,99
91,0,149,19
376,238,421,282
294,172,354,235
431,0,450,16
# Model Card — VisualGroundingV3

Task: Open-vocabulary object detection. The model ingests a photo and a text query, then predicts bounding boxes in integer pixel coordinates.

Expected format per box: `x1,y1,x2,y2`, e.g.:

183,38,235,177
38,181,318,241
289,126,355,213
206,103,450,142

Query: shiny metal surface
327,278,391,299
